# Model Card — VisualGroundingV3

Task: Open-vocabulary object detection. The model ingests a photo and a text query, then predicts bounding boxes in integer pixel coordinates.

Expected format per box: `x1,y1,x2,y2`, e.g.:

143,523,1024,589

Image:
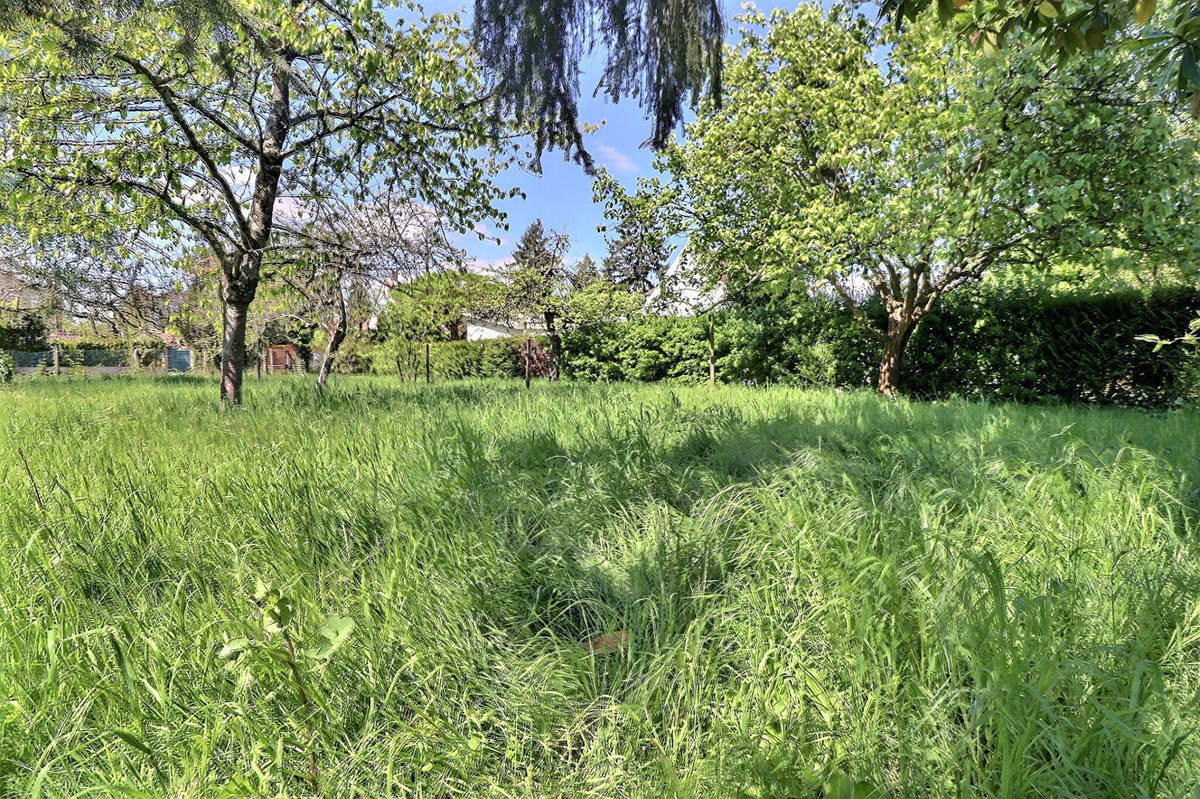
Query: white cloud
466,255,513,276
596,144,635,173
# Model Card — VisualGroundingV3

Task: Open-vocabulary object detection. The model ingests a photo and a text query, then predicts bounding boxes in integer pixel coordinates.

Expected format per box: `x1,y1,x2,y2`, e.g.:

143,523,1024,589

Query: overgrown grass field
1,377,1198,798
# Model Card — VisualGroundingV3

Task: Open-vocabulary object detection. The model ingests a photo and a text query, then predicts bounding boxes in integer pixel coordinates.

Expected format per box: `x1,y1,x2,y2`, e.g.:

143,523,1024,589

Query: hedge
366,337,550,381
905,287,1200,406
0,311,48,350
562,285,1200,407
564,316,713,383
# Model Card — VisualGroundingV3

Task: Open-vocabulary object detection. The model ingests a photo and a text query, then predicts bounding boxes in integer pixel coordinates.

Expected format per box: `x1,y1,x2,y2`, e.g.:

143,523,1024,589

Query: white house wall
466,320,548,341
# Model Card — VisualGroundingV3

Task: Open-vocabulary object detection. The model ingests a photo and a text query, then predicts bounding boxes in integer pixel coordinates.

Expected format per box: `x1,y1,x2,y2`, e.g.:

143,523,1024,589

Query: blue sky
424,0,793,269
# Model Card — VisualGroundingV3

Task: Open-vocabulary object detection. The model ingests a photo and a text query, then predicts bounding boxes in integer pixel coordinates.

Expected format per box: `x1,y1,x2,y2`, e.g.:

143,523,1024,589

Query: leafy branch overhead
880,0,1200,112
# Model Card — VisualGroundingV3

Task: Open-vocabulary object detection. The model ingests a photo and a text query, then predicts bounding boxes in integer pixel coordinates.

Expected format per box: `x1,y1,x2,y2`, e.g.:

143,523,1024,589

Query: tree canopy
879,0,1200,114
594,170,672,294
653,7,1200,392
0,0,510,401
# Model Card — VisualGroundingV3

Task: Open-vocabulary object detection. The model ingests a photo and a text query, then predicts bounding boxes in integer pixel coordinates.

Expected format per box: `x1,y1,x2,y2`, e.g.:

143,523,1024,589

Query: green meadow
1,377,1198,798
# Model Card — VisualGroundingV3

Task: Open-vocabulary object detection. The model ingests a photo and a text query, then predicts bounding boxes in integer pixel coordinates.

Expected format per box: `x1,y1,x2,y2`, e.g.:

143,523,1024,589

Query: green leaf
317,614,354,655
1180,46,1200,88
218,637,250,660
823,772,884,798
981,31,1001,57
1038,1,1059,17
265,647,294,664
113,728,153,756
263,595,295,634
1136,0,1156,25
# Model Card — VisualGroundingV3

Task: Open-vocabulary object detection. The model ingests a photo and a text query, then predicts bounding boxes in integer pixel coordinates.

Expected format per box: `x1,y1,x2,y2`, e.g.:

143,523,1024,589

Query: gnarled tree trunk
877,316,916,396
315,324,345,390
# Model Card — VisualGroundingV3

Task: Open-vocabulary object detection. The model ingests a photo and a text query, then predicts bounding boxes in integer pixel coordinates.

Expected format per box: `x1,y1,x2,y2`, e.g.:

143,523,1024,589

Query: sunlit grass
1,375,1197,797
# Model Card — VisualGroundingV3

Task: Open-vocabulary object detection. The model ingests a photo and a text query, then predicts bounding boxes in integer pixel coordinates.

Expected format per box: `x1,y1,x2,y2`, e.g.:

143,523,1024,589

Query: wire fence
9,350,51,368
4,347,194,372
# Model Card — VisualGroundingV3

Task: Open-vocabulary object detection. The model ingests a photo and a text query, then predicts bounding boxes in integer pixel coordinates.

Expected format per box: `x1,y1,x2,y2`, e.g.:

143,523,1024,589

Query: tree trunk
216,59,289,404
424,341,431,384
706,313,715,386
523,329,531,390
314,332,342,390
544,311,560,382
877,317,916,396
316,294,348,390
220,300,249,405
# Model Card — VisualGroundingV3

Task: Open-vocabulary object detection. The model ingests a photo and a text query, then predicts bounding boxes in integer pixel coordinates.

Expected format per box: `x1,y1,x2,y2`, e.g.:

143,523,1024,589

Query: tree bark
706,313,715,386
220,299,249,404
544,311,560,382
316,291,348,390
424,341,431,384
877,317,916,396
315,329,343,390
217,60,290,404
523,326,531,390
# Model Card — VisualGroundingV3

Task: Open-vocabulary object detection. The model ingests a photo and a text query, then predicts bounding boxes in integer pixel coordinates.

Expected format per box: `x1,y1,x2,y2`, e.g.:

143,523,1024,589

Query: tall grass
0,375,1197,797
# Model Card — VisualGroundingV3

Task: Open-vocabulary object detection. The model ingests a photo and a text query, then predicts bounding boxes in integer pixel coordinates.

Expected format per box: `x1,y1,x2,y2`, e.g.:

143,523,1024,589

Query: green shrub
0,311,48,350
329,333,375,375
904,286,1200,406
0,350,14,383
564,295,879,387
563,286,1200,406
566,317,711,383
713,294,878,387
363,337,549,380
53,336,167,369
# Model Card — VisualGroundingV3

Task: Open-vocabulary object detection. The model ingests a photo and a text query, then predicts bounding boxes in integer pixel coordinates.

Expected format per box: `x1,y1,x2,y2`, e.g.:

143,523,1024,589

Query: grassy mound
1,377,1197,797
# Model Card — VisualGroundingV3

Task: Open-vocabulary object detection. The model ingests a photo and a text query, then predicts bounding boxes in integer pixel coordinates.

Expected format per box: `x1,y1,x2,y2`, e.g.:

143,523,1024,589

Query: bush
0,311,48,350
904,286,1200,407
0,351,14,383
329,333,375,375
57,336,167,368
564,294,879,387
563,286,1200,407
565,317,712,383
365,337,549,380
713,294,878,387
